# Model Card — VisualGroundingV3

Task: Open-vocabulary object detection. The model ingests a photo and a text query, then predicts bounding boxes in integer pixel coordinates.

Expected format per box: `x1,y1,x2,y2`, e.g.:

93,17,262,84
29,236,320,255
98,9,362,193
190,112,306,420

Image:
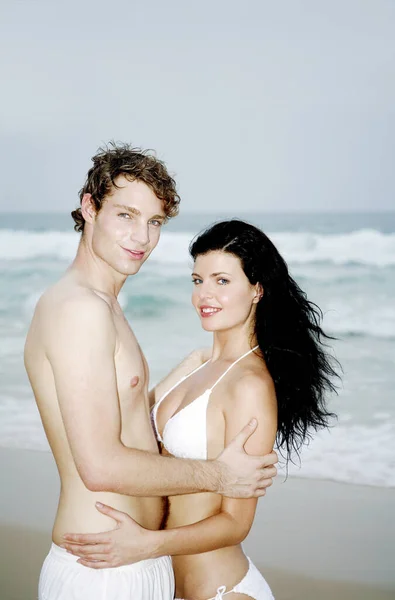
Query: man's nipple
130,375,140,388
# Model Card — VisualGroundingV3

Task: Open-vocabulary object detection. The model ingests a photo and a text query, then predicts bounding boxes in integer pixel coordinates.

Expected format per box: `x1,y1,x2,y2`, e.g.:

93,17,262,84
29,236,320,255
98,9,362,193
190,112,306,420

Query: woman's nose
199,285,214,299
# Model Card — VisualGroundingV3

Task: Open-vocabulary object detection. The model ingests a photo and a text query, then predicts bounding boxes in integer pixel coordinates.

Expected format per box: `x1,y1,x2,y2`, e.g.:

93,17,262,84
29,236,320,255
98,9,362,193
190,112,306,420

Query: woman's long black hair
189,220,340,459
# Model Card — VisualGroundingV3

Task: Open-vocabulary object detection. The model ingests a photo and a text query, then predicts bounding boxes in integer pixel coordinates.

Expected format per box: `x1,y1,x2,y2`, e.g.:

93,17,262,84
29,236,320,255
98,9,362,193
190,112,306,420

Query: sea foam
279,422,395,488
0,400,393,488
1,229,395,267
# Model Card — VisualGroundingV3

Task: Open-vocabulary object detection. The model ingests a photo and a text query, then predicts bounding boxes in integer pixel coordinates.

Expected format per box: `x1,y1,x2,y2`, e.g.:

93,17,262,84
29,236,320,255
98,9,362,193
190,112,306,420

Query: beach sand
1,448,394,600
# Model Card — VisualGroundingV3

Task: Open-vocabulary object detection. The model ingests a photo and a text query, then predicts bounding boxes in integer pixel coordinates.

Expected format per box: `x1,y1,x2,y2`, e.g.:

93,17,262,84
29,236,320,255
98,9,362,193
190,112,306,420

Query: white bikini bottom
175,556,274,600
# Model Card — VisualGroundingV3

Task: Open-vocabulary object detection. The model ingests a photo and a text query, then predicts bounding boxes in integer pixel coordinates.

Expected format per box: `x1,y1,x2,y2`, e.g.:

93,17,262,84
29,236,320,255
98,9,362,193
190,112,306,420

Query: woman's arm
148,347,212,408
150,373,277,557
62,373,277,567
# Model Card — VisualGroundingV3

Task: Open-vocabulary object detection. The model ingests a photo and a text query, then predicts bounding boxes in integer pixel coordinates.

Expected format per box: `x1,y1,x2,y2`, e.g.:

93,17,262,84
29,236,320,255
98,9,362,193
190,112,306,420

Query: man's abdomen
52,485,164,544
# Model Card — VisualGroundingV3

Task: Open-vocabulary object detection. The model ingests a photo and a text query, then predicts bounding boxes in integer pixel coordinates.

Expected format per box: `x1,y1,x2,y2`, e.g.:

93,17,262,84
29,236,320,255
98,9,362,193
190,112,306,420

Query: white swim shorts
39,543,174,600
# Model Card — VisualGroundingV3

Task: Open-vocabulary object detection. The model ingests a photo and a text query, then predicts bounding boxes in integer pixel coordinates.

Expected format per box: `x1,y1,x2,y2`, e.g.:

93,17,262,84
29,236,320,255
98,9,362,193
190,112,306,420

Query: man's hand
215,419,278,498
62,503,156,568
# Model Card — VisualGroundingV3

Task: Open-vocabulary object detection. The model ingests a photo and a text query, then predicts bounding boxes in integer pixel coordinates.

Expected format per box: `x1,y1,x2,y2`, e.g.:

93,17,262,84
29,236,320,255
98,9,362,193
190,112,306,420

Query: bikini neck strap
209,345,259,391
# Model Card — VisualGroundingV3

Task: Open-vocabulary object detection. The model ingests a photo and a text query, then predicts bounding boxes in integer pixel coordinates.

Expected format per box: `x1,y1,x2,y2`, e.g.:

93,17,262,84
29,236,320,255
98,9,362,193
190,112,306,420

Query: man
24,142,277,600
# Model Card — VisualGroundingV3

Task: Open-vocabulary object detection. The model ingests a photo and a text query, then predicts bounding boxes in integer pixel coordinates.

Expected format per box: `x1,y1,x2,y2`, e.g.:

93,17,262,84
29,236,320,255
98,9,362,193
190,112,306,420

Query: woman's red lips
199,306,222,318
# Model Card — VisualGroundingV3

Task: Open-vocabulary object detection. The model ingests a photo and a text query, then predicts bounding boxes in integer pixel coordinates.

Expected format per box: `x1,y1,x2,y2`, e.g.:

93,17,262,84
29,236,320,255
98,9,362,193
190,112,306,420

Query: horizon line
0,208,394,215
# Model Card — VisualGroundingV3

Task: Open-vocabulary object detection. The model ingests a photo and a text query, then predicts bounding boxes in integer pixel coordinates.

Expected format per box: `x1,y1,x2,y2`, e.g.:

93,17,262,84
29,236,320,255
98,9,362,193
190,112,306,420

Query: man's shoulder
37,282,113,325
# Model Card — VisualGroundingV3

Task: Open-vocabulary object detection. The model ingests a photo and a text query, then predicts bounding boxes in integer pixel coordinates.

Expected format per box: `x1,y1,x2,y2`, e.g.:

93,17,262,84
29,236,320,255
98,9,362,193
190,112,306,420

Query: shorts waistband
49,543,169,573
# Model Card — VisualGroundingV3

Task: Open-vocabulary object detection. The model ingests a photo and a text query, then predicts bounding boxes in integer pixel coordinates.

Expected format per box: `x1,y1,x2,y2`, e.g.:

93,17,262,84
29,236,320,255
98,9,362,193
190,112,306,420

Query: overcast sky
0,0,394,213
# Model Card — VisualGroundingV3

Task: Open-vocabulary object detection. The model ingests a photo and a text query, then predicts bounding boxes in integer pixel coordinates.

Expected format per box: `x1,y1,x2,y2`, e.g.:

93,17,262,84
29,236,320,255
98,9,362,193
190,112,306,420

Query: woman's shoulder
152,347,211,405
220,363,277,447
222,361,276,412
179,347,211,373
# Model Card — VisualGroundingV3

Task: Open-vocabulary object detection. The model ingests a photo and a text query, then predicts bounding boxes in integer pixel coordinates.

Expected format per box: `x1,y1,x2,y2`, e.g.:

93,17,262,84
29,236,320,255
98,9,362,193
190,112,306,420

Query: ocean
0,211,394,488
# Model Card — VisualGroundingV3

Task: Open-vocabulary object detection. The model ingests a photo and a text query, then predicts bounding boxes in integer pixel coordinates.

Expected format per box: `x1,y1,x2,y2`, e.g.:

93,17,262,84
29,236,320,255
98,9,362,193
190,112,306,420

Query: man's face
86,176,166,276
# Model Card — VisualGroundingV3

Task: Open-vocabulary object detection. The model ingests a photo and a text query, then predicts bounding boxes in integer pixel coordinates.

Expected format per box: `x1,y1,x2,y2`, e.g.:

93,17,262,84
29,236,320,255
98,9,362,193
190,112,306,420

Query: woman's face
191,250,261,333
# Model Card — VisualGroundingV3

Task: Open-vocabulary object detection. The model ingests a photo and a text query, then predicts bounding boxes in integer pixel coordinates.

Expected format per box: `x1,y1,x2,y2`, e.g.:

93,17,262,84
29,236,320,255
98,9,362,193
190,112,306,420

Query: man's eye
119,213,131,219
150,220,163,227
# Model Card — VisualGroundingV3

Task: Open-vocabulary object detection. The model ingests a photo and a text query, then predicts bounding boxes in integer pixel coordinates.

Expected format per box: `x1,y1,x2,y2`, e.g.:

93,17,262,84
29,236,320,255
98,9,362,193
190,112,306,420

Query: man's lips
199,306,222,318
122,248,145,260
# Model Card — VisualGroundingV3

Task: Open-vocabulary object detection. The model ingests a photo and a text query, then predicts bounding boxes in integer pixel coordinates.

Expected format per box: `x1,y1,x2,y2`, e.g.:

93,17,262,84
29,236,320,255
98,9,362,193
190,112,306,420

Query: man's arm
62,373,277,566
47,295,275,498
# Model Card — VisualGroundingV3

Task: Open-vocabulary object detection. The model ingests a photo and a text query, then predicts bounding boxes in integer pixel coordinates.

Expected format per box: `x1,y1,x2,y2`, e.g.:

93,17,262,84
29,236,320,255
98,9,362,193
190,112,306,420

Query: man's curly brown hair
71,142,180,233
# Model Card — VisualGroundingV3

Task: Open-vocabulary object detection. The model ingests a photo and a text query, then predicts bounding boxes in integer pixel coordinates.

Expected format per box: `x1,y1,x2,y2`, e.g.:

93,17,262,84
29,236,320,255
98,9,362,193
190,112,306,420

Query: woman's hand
61,502,159,569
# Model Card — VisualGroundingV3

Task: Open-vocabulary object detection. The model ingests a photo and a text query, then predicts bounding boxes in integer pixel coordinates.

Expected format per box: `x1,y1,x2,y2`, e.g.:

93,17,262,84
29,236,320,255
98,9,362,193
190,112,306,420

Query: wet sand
1,448,394,600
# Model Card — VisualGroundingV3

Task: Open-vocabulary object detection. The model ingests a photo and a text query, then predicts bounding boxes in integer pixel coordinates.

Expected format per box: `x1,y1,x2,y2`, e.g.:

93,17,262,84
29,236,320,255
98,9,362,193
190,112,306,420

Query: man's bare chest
113,314,149,408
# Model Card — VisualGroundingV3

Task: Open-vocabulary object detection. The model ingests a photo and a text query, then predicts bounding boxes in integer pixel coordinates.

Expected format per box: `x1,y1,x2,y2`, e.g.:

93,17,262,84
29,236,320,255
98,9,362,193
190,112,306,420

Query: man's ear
253,283,264,304
81,194,96,225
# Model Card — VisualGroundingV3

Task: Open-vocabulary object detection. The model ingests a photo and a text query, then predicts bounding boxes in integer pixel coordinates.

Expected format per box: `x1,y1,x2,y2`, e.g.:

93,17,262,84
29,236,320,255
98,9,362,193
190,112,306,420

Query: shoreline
2,443,394,490
1,447,394,600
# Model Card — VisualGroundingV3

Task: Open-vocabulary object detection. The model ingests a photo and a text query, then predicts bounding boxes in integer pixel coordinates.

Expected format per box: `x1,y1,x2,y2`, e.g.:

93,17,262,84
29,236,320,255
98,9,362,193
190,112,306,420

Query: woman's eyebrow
191,271,232,277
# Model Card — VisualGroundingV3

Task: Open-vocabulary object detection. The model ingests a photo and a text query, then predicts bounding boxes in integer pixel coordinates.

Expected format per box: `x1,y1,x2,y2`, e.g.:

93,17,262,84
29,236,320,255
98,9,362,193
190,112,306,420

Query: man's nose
131,224,149,246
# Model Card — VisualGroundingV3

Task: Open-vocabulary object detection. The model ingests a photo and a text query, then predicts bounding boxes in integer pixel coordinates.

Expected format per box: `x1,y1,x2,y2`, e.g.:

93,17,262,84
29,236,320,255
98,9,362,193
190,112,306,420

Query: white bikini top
151,346,259,460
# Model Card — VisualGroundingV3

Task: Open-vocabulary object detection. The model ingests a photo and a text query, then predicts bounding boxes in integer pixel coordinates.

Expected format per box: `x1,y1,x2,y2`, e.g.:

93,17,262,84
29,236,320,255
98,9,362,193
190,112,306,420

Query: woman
63,220,339,600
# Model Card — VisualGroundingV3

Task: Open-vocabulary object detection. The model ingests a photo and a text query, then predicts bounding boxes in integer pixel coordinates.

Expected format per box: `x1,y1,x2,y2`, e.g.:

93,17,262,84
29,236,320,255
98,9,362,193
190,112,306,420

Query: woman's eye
192,278,202,285
218,278,229,285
